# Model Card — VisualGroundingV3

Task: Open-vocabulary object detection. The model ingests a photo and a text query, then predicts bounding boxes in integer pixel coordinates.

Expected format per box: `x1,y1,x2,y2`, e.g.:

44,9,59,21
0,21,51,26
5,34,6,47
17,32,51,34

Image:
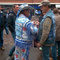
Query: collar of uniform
43,9,52,18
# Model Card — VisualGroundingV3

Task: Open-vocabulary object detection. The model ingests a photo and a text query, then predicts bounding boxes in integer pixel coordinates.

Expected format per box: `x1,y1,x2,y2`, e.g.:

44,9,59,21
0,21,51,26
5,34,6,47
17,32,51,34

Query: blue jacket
37,9,56,46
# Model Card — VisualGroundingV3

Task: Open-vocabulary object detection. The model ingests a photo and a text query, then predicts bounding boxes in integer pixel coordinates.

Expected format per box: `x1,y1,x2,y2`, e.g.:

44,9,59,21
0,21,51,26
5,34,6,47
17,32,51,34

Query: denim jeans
5,27,9,34
0,31,3,48
9,46,15,56
51,44,57,60
57,41,60,56
9,32,15,56
51,41,60,59
42,46,50,60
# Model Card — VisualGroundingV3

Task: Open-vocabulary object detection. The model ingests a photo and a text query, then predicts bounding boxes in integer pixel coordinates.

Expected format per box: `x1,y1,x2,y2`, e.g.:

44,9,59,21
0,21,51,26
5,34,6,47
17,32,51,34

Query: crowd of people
0,0,60,60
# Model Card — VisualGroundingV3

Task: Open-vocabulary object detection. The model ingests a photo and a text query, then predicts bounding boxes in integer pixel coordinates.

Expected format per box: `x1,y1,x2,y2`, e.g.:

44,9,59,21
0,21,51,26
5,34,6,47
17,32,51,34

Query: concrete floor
0,30,42,60
0,30,14,60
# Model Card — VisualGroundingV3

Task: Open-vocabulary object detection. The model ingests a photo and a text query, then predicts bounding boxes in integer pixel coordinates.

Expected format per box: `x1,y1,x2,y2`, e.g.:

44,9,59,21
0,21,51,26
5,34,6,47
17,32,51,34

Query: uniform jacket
15,14,38,48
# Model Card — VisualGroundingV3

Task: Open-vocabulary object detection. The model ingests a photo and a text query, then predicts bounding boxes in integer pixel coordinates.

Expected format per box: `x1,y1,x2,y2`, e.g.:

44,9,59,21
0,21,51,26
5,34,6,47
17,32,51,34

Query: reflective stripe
16,36,32,42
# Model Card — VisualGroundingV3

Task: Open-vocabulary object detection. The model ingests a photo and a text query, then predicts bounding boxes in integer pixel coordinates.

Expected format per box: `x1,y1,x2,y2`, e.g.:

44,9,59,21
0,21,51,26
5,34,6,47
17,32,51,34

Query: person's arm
24,19,38,34
40,17,52,45
8,14,15,32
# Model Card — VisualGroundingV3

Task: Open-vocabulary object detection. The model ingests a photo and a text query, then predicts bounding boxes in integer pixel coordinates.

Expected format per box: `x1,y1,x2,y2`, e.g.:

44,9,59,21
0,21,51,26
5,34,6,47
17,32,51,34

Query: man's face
23,9,30,17
41,5,48,14
14,5,19,12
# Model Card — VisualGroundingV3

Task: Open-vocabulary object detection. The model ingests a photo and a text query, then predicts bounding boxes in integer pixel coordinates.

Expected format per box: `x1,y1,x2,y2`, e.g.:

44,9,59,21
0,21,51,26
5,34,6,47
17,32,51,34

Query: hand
32,21,39,28
35,42,42,48
36,43,41,47
33,21,39,25
35,21,40,26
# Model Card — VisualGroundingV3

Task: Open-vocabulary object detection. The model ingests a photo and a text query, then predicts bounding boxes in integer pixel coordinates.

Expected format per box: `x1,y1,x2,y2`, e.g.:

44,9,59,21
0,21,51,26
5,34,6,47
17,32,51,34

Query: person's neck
45,8,50,14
